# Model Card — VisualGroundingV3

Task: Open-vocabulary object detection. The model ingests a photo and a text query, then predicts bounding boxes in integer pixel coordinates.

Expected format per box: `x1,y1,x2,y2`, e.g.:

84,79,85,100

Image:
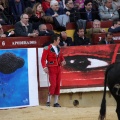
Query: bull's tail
98,72,107,120
98,63,115,120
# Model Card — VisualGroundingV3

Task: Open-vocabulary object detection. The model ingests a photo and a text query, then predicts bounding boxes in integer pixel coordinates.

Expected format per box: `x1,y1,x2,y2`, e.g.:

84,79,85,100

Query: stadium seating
2,24,53,32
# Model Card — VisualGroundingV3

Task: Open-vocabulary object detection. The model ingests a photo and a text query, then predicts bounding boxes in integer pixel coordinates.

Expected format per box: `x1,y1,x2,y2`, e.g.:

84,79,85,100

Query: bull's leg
109,90,120,120
116,102,120,120
117,112,120,120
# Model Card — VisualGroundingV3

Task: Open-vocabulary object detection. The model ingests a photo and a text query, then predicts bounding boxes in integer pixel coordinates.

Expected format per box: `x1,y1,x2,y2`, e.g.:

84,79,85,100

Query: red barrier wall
92,33,120,44
0,36,51,48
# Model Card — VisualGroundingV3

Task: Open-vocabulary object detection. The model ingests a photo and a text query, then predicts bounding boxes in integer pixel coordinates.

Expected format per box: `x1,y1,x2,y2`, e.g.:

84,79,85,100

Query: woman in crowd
31,2,45,29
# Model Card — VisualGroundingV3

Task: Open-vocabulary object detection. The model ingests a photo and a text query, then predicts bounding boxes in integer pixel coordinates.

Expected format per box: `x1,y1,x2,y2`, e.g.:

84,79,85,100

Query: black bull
99,62,120,120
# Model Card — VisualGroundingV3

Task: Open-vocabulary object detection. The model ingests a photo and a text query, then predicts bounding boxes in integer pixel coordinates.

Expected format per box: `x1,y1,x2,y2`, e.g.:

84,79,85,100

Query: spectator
24,7,34,20
25,6,53,27
45,0,65,15
64,0,81,22
59,31,73,46
0,11,9,25
45,0,69,30
98,32,115,44
0,0,9,11
98,0,119,21
14,13,38,37
0,24,15,37
38,24,54,36
0,0,9,15
0,0,9,24
108,20,120,33
42,0,63,12
74,0,84,10
74,27,91,45
32,2,45,29
79,0,100,21
87,19,106,37
113,0,120,9
1,0,12,24
113,0,120,19
9,0,25,23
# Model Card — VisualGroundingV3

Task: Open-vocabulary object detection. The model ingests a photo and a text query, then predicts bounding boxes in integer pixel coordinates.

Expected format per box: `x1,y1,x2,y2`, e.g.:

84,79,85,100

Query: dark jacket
9,0,25,22
45,8,65,16
29,15,45,30
59,37,74,46
79,8,100,21
41,44,64,68
15,21,33,36
98,38,115,44
64,8,80,22
74,36,91,45
108,27,120,33
39,30,54,36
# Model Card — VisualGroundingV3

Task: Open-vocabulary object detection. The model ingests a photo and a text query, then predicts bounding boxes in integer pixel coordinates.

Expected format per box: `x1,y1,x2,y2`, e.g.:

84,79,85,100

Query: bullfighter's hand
44,67,48,73
61,60,66,66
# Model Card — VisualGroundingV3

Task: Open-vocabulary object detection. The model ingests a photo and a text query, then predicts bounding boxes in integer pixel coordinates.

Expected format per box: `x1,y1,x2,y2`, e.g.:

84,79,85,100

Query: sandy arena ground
0,105,118,120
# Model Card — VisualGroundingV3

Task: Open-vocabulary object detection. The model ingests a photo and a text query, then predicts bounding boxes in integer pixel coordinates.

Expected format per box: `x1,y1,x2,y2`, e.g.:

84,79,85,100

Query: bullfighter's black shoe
53,103,61,107
46,102,50,107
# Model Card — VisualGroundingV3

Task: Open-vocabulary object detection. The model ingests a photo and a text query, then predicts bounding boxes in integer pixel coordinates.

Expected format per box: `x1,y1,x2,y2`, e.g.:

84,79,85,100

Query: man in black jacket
59,31,74,46
74,27,91,45
64,0,80,22
9,0,25,23
38,24,54,36
15,13,38,37
79,0,100,21
108,20,120,33
98,32,115,44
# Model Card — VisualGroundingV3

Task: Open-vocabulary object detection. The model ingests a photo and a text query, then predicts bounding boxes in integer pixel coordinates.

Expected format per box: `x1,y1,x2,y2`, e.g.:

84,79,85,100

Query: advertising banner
0,48,39,109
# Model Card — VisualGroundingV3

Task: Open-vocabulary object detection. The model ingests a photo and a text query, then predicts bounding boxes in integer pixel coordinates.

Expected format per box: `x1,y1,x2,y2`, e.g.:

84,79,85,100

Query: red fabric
36,11,41,18
49,66,61,95
41,44,65,95
41,44,64,68
42,1,50,12
60,45,118,87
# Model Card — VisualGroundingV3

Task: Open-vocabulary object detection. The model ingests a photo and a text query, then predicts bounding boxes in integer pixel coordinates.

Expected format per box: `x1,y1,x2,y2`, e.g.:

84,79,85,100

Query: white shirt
52,45,59,55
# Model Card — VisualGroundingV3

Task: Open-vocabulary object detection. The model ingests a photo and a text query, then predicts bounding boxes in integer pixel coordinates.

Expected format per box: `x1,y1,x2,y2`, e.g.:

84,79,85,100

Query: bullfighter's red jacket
41,44,65,68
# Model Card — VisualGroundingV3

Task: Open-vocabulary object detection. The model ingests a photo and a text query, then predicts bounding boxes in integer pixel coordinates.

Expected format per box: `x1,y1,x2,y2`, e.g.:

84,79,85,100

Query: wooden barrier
92,33,120,44
0,36,51,49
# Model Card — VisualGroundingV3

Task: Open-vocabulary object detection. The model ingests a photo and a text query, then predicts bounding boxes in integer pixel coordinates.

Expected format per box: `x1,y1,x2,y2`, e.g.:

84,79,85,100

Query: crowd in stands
1,0,120,46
